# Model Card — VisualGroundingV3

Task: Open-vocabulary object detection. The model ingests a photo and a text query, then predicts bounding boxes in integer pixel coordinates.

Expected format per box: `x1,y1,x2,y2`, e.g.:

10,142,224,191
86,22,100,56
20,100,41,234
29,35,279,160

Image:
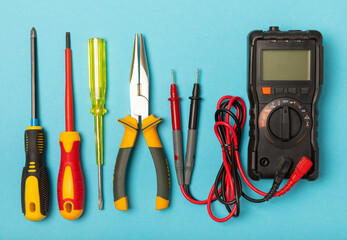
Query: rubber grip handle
142,115,170,210
21,127,50,221
57,132,84,220
184,129,197,185
172,130,184,185
113,115,138,211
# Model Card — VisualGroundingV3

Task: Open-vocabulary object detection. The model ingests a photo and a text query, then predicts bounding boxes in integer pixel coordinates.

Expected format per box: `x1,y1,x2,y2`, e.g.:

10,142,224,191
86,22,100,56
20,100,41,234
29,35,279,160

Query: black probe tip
31,27,36,38
196,68,199,83
66,32,70,49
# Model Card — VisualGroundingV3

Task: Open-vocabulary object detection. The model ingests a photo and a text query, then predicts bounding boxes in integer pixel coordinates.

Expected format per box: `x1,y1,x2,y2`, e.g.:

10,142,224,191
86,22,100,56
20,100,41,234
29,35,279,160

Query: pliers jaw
129,33,149,123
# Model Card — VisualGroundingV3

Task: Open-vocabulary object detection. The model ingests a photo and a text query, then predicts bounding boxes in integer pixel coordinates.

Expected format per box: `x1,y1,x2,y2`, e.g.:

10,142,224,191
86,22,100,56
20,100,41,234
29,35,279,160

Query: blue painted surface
31,118,38,127
0,0,346,239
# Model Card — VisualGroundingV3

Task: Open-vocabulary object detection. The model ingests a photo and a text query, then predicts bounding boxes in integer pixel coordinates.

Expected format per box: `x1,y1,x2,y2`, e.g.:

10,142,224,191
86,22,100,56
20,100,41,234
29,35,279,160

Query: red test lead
168,70,184,185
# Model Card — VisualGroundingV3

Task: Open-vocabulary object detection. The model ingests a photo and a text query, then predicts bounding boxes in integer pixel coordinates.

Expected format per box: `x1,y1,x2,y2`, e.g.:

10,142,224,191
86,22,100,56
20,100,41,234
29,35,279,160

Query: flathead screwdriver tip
171,69,174,84
196,68,199,83
31,27,36,38
66,32,70,49
98,165,103,210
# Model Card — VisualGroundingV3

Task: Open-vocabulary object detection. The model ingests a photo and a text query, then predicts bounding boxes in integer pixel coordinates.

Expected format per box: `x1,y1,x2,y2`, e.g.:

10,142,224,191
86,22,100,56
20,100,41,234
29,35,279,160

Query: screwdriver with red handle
57,32,84,220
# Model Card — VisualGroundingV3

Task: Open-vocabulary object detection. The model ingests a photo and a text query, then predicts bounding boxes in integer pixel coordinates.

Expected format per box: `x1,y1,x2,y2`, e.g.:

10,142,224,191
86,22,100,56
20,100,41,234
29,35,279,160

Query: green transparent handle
88,38,107,166
88,38,107,107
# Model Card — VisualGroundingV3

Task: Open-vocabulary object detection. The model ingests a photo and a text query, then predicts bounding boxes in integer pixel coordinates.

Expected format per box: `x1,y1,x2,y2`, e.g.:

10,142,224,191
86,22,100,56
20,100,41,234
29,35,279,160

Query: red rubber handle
57,132,84,220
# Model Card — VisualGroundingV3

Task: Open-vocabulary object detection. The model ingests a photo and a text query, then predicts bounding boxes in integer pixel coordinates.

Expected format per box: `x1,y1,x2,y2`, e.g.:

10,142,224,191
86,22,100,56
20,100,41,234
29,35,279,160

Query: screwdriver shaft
98,165,103,210
65,32,74,132
95,115,103,210
31,28,37,125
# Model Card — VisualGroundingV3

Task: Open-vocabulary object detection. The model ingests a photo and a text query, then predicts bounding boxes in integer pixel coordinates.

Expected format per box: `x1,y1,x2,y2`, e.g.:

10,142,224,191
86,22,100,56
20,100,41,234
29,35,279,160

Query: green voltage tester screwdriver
21,27,50,221
88,38,107,210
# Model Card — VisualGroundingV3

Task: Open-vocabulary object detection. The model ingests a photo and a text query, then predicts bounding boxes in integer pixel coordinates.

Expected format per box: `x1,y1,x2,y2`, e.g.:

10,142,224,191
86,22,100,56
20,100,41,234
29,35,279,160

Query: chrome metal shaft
98,165,103,210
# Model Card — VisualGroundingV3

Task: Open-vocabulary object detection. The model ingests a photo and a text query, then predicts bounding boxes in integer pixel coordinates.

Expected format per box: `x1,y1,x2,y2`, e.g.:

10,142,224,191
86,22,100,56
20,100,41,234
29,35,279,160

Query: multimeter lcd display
262,50,310,81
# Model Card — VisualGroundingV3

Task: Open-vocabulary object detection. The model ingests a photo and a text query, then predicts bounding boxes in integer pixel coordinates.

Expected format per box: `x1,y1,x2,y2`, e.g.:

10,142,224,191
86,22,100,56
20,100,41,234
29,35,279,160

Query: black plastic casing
247,27,323,181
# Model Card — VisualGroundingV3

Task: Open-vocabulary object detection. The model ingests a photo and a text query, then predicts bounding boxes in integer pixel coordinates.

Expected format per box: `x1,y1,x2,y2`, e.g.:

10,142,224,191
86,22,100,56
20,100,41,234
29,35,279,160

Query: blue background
1,0,346,239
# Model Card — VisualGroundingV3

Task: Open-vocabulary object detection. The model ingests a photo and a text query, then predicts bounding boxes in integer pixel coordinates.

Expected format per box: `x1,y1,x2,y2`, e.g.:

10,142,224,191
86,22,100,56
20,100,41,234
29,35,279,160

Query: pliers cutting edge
113,34,170,211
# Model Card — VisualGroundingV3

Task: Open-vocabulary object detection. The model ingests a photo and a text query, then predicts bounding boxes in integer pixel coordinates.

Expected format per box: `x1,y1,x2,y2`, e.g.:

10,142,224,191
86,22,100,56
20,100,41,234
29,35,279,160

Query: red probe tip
171,69,174,84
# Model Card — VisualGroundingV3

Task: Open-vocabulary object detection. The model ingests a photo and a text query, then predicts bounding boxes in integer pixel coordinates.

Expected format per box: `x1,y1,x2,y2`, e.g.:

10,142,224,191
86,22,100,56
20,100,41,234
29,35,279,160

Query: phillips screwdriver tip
66,32,70,49
31,27,36,38
171,69,174,84
196,68,199,83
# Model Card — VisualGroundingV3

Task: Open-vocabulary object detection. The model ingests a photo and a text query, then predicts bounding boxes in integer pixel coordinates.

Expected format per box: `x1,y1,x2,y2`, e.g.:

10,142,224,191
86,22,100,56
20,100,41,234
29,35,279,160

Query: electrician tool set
21,26,323,222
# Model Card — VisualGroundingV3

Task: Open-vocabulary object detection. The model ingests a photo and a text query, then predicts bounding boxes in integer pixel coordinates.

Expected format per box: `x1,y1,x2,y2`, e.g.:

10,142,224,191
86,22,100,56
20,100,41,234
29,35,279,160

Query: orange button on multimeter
261,87,271,95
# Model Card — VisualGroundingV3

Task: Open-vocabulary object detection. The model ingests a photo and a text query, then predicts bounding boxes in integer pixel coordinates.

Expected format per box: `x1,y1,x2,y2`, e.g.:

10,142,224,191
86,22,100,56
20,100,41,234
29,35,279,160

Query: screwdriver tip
66,32,70,49
98,165,103,210
196,68,199,83
98,199,103,210
31,27,36,38
171,69,174,84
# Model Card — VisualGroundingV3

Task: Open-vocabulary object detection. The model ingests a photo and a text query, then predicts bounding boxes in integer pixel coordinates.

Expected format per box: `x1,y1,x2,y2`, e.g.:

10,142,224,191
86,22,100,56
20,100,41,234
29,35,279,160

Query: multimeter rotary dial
259,98,311,143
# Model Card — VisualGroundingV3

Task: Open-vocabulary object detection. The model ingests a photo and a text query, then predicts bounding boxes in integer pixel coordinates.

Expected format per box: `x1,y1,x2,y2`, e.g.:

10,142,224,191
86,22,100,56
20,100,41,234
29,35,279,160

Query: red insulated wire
65,47,74,132
180,185,222,205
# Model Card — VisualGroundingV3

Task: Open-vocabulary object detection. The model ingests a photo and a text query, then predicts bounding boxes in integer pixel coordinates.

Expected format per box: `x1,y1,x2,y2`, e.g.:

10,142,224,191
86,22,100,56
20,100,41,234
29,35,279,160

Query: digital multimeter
248,26,323,181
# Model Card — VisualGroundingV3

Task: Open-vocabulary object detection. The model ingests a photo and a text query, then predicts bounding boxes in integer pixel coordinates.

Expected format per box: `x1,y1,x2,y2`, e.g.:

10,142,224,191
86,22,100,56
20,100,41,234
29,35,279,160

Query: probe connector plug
274,157,292,185
277,156,313,196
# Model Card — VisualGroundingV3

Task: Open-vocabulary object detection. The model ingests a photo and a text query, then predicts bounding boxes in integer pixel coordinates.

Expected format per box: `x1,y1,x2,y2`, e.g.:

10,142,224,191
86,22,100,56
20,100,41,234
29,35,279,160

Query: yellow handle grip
24,176,46,221
118,115,138,149
58,132,84,220
22,127,50,221
142,115,164,148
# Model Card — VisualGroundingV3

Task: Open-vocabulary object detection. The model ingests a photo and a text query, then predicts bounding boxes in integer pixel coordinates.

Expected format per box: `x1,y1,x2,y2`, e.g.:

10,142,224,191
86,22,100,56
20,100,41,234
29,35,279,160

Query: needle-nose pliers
113,34,170,211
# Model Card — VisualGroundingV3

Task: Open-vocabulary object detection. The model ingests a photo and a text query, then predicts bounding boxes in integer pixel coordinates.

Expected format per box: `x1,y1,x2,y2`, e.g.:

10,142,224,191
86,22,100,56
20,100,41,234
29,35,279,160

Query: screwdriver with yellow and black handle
21,27,50,221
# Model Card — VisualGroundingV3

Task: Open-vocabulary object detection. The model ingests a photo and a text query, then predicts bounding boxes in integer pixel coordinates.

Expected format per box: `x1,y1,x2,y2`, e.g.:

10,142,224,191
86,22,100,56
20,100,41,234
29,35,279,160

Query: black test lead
184,69,201,185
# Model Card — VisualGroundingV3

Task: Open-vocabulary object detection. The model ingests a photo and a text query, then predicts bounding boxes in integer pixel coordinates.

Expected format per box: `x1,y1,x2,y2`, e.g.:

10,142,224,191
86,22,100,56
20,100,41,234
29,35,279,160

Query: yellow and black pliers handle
113,115,170,210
